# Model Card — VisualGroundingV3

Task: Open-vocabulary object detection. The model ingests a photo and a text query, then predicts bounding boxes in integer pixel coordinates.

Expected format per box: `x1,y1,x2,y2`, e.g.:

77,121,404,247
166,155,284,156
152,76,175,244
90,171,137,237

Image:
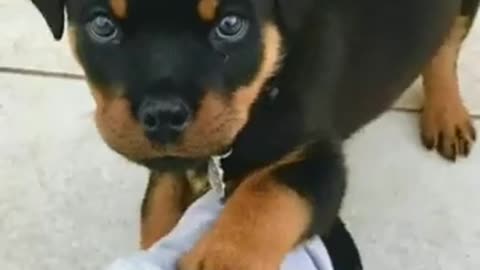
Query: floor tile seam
0,66,84,80
391,107,480,119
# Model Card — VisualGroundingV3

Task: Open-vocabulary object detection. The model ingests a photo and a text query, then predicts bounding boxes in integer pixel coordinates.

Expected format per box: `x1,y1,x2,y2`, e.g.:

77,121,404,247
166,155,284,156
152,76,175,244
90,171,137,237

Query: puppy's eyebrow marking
110,0,128,19
198,0,218,21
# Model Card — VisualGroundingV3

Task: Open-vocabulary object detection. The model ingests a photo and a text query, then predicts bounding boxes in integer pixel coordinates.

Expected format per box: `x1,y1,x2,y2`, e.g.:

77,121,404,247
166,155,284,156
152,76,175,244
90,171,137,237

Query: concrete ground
1,1,479,269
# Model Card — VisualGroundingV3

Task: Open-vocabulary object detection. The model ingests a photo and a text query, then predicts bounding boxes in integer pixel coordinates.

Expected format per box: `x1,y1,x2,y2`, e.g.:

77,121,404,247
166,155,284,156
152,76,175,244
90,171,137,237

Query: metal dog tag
208,150,232,198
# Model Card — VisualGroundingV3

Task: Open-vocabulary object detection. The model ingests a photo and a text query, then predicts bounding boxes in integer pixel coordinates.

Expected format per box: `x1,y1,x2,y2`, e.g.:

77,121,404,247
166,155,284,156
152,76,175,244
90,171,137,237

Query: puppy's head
31,0,312,166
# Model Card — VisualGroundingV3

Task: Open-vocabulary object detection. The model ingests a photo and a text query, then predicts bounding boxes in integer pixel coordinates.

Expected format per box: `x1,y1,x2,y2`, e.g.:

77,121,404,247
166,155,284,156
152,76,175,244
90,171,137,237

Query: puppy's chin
126,144,233,171
139,156,206,172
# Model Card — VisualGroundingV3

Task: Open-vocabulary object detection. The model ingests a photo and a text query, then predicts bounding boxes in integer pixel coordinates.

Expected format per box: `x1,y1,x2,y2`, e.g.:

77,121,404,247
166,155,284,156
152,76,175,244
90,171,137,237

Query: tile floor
0,1,479,269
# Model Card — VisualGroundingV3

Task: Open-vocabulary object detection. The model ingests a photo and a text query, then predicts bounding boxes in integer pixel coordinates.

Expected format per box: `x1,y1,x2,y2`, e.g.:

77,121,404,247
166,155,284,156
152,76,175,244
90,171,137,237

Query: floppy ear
31,0,66,40
275,0,314,35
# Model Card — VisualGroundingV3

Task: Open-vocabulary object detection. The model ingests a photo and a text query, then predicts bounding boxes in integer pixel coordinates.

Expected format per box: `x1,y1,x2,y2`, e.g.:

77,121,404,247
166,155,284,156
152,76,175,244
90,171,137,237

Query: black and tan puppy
30,0,477,269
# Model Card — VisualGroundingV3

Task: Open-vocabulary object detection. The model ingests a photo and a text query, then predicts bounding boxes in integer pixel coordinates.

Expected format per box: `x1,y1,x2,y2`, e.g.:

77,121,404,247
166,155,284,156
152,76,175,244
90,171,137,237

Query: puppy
30,0,477,269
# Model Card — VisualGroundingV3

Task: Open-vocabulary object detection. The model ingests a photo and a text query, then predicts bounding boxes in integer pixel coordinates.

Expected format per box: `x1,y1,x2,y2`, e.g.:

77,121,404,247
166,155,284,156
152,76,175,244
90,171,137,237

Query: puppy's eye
215,15,249,42
86,15,120,43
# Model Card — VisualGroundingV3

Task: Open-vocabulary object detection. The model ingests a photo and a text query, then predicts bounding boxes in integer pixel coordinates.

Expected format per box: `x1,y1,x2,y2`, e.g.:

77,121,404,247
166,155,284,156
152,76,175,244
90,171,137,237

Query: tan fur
180,151,310,270
140,172,192,249
421,16,476,161
90,86,164,161
197,0,218,21
186,169,211,197
110,0,128,19
232,24,283,123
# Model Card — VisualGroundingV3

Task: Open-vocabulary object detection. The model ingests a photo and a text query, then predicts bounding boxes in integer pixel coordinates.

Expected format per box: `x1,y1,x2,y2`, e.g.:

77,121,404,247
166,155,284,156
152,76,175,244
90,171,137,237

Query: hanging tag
208,150,232,198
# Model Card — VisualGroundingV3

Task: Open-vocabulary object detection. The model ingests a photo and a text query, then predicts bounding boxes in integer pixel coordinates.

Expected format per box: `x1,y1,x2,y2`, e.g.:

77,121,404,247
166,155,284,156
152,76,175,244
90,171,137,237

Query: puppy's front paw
178,233,281,270
421,96,476,161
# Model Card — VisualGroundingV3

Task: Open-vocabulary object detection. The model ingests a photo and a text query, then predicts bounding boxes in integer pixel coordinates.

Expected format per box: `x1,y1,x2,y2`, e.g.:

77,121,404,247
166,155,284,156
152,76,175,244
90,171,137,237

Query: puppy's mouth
139,147,232,171
140,156,205,171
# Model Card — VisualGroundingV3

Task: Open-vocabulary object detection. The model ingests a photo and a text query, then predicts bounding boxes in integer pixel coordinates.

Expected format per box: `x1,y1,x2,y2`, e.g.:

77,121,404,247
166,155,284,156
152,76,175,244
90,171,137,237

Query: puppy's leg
180,141,346,270
140,171,192,249
421,16,476,161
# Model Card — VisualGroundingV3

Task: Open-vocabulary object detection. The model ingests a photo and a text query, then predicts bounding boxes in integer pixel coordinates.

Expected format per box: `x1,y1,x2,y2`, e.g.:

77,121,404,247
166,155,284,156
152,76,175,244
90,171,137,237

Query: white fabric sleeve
106,191,334,270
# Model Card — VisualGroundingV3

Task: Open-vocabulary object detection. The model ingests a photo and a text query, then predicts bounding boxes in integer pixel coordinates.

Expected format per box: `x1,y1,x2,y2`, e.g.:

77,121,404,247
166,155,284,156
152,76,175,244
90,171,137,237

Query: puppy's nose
138,97,191,143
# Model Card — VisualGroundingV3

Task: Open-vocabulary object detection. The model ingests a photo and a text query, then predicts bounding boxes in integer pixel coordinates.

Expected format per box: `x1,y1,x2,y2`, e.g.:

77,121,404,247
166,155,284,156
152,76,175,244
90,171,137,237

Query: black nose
138,97,191,143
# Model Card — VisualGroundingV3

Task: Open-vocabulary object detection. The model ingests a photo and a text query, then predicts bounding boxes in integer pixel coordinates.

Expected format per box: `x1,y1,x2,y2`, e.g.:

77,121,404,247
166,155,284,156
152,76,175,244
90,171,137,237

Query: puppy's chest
185,154,246,200
185,165,210,199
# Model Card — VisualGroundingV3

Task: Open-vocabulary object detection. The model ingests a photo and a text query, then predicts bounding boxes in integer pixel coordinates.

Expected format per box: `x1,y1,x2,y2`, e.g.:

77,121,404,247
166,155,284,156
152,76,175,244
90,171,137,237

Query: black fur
31,0,65,40
323,218,363,270
462,0,480,17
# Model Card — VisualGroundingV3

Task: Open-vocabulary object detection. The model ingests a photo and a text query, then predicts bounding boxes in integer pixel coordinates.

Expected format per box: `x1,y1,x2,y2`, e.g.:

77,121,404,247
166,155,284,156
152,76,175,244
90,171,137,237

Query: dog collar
208,149,232,198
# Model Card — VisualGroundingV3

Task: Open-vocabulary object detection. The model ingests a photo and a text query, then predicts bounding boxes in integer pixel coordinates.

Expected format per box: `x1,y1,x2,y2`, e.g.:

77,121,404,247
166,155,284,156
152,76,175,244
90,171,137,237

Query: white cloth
106,191,334,270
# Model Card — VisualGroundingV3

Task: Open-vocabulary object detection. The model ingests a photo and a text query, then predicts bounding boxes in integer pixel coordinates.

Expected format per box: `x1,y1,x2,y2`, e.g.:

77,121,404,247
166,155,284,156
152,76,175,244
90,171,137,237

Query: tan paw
421,99,476,161
178,233,281,270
